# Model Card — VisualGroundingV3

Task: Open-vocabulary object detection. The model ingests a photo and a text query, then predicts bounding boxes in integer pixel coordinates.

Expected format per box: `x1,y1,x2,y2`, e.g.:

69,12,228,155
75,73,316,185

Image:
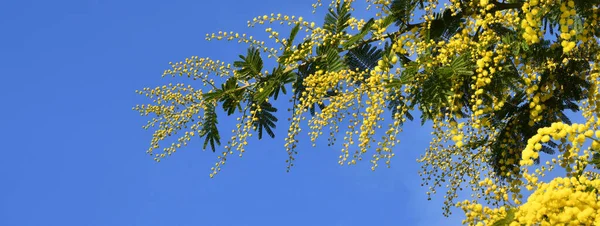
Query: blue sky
0,1,466,225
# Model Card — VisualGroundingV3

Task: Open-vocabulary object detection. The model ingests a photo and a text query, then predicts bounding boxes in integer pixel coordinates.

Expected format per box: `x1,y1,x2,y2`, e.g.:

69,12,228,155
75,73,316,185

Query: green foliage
234,47,263,80
316,44,346,72
199,102,221,152
323,0,352,34
202,78,245,115
407,53,474,124
592,153,600,169
419,9,464,42
279,24,301,64
386,88,414,122
345,43,382,72
487,38,592,178
251,101,278,139
390,0,417,28
261,67,296,101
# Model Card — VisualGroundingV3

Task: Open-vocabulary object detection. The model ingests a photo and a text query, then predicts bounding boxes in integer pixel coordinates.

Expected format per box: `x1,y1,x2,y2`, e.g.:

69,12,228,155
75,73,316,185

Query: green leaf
384,78,405,88
386,88,414,122
591,153,600,168
390,0,417,28
323,0,352,34
573,0,600,20
379,15,396,31
269,69,296,100
585,184,598,193
220,78,245,115
448,53,475,77
254,82,275,105
233,47,263,80
199,102,221,152
419,9,464,41
251,101,278,139
316,44,346,72
203,89,224,102
345,43,383,72
394,61,419,85
253,67,296,104
278,24,302,64
288,24,300,48
203,78,246,115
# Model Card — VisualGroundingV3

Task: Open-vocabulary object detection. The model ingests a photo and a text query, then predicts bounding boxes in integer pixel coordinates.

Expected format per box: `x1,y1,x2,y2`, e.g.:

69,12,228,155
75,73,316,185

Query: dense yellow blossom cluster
136,0,600,224
559,1,577,53
520,0,543,44
460,176,600,225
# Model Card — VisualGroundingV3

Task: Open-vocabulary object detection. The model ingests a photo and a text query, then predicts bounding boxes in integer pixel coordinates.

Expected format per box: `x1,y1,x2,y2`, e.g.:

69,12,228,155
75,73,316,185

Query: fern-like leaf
316,44,346,72
251,101,278,139
390,0,418,28
233,47,263,80
345,43,383,72
323,0,352,34
199,102,221,152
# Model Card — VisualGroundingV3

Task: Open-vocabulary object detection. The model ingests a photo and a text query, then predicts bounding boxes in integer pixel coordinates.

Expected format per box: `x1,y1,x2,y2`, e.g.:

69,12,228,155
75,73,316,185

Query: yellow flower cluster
164,56,232,82
133,83,204,161
477,0,496,12
457,200,510,226
521,0,543,44
526,83,553,126
514,176,600,225
365,0,391,14
248,13,315,28
450,121,465,148
286,69,352,168
358,68,386,157
206,31,279,58
464,176,600,226
520,122,595,166
559,0,577,53
305,70,353,144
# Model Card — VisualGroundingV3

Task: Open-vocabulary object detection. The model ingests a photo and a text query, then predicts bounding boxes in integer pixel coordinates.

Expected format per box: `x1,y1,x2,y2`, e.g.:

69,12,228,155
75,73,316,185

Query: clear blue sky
0,1,465,225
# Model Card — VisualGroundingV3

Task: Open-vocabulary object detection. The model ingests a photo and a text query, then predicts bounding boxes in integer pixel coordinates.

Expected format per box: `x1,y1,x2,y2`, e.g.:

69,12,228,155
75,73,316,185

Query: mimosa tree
134,0,600,224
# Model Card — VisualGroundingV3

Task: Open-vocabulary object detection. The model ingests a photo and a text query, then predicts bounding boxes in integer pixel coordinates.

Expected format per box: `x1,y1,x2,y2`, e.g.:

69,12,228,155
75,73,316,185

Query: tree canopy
134,0,600,224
